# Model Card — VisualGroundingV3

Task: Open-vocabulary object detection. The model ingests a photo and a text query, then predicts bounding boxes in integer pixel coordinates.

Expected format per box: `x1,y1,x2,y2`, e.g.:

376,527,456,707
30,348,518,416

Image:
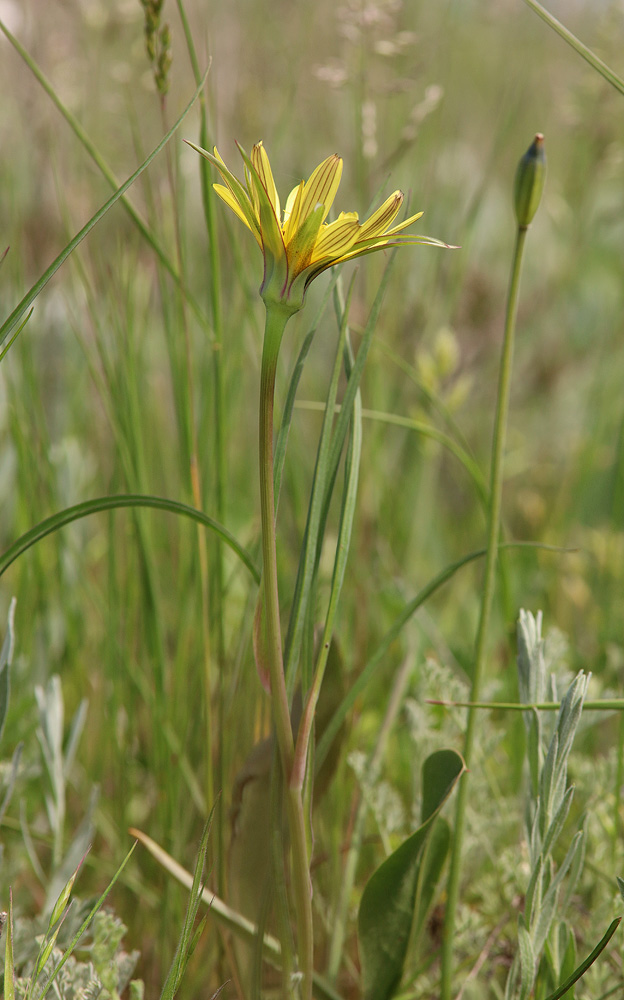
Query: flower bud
514,133,546,229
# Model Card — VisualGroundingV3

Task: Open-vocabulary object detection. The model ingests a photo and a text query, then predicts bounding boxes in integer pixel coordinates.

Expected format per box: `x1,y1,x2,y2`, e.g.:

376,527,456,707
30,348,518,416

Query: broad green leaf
410,816,450,952
358,749,465,1000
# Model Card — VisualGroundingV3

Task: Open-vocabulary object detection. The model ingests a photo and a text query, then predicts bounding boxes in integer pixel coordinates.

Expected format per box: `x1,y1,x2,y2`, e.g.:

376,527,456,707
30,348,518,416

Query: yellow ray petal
283,182,305,244
213,184,262,246
357,191,404,241
283,183,303,222
383,209,424,237
252,142,281,222
298,155,343,226
312,214,361,260
187,143,259,229
237,143,286,267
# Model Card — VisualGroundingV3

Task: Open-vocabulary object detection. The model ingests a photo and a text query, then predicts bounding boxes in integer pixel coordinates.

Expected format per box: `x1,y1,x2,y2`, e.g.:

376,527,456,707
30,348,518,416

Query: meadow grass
2,1,624,998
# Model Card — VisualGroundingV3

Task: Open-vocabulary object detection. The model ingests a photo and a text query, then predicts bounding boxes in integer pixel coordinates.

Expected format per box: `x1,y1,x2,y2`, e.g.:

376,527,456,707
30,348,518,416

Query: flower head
186,139,451,314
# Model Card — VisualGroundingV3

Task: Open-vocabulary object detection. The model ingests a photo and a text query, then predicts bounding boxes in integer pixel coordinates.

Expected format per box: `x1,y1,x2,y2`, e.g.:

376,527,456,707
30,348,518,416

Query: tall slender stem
440,226,528,1000
259,304,314,1000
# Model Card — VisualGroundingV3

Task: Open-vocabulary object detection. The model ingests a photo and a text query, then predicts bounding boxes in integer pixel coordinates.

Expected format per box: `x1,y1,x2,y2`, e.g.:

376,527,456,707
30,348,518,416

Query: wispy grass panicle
140,0,172,97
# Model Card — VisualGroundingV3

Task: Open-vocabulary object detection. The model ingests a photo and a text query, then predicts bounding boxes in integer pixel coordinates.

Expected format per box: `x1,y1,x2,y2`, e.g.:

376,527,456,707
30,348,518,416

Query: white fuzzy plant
505,610,589,1000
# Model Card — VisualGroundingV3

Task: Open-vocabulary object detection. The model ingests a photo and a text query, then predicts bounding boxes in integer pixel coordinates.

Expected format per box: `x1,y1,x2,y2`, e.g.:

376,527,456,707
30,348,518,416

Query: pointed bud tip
514,132,546,229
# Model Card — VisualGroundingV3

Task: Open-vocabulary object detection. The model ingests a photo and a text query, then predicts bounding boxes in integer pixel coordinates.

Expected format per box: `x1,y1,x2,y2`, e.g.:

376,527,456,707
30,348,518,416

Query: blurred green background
1,0,624,995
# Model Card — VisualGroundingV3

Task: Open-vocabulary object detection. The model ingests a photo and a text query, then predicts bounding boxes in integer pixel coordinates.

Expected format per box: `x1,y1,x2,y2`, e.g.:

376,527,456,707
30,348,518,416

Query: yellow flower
186,139,450,314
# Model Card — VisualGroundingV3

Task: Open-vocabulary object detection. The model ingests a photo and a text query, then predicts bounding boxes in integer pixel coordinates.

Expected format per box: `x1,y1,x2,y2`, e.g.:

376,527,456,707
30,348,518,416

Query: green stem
176,0,228,895
259,304,314,1000
440,226,528,1000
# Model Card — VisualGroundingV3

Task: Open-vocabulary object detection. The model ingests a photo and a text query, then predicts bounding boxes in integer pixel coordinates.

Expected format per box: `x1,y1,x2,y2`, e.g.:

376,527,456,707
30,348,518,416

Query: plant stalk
440,226,528,1000
259,304,314,1000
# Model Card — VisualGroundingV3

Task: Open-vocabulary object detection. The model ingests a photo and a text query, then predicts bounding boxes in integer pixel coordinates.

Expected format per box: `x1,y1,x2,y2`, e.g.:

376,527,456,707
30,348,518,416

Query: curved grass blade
0,66,210,351
542,917,620,1000
0,494,260,584
296,402,487,506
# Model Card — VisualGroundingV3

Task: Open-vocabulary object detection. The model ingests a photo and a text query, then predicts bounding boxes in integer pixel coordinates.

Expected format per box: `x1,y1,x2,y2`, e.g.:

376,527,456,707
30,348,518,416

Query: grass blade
0,494,260,584
522,0,624,96
542,918,621,1000
37,843,138,1000
0,17,208,327
159,810,214,1000
0,66,210,350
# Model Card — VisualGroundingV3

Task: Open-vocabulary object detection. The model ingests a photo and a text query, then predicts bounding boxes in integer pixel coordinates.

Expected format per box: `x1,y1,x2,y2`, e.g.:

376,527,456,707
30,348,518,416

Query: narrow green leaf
542,918,620,1000
160,810,214,1000
131,826,344,1000
521,0,624,97
0,309,32,363
316,543,565,774
542,785,574,859
34,922,63,980
283,273,357,693
0,494,259,584
525,854,544,931
307,315,362,701
3,893,15,1000
517,914,536,1000
358,749,465,1000
49,852,84,928
0,68,209,350
540,731,559,827
0,16,209,328
37,842,137,1000
555,673,589,768
558,922,577,1000
0,598,16,746
534,831,585,954
0,743,23,825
